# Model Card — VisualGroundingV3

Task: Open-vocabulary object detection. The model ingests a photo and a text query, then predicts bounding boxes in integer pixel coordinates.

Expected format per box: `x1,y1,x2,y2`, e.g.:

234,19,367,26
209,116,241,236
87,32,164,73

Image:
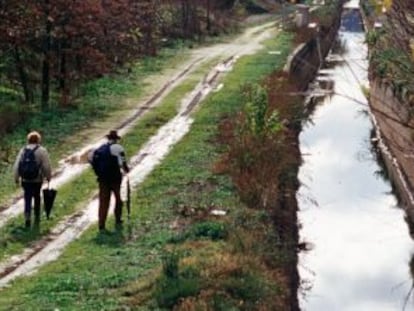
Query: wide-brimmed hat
106,130,121,140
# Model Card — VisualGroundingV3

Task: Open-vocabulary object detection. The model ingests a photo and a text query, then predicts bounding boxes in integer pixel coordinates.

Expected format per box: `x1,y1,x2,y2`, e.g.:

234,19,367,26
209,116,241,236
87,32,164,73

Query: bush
155,251,202,308
170,221,228,243
161,250,180,279
192,221,228,240
155,276,201,308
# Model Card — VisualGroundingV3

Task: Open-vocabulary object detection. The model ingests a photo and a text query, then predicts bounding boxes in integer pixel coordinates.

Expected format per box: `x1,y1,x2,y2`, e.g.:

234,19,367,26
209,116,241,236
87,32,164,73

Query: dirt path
0,20,281,288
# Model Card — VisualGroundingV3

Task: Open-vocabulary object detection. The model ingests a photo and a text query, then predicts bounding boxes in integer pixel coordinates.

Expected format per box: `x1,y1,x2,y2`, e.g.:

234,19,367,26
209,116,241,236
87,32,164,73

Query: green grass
0,31,293,310
0,170,97,260
0,58,220,264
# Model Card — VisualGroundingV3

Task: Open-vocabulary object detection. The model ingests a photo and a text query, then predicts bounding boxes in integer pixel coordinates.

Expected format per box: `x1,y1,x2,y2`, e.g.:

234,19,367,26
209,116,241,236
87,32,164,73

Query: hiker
89,130,129,231
13,131,52,228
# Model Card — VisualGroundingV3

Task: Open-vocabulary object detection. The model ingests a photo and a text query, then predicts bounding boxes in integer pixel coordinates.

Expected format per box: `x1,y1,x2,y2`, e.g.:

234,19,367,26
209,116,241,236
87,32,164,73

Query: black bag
18,145,40,180
91,143,113,181
43,186,57,219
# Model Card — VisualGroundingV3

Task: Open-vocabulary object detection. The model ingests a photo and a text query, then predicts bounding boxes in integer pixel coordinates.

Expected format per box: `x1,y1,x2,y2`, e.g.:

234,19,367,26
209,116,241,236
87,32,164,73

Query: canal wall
284,1,343,91
360,7,414,226
369,79,414,225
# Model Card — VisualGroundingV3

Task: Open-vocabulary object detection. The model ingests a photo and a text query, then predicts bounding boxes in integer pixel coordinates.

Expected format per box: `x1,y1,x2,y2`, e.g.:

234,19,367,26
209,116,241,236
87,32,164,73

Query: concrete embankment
284,1,343,90
360,7,414,228
369,79,414,228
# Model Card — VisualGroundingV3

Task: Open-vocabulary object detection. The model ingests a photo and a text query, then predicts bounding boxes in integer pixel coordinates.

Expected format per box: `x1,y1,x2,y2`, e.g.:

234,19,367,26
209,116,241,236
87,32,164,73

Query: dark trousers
22,182,42,221
98,180,123,230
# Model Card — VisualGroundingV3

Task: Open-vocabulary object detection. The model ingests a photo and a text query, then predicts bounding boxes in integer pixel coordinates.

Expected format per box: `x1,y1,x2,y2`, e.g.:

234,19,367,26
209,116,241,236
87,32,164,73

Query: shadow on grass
8,222,43,243
93,225,129,247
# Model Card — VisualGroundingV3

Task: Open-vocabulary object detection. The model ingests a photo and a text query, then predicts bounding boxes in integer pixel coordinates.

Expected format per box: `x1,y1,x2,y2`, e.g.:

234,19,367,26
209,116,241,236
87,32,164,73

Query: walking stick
126,175,131,220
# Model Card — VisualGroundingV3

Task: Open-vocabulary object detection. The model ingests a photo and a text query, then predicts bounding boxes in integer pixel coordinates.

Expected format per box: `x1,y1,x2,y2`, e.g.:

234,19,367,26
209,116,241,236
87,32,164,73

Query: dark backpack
91,143,115,181
18,145,40,180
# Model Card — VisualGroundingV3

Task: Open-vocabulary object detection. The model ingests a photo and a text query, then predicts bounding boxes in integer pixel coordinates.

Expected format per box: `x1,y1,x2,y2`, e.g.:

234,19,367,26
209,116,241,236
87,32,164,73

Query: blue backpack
18,145,40,180
91,143,117,181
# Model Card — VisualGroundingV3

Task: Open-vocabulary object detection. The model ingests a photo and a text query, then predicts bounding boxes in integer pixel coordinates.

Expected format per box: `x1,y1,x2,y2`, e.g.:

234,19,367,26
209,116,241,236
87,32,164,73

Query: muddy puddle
298,3,414,311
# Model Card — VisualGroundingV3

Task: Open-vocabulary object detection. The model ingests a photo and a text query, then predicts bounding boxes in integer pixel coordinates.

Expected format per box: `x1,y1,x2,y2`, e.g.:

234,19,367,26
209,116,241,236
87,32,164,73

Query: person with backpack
89,130,129,232
13,131,52,228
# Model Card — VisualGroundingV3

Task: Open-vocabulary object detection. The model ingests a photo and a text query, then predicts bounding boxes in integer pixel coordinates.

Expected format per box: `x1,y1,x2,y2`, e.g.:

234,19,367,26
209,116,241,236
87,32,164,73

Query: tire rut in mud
0,58,203,222
0,55,236,288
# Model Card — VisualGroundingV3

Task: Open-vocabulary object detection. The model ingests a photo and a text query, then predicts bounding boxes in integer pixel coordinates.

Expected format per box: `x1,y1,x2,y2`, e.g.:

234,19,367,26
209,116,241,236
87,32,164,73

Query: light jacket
13,144,52,183
108,141,128,172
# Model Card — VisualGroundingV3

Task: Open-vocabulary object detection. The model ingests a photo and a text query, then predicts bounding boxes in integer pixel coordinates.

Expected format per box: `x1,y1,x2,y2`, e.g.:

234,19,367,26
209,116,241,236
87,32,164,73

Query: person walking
90,130,129,232
13,131,52,228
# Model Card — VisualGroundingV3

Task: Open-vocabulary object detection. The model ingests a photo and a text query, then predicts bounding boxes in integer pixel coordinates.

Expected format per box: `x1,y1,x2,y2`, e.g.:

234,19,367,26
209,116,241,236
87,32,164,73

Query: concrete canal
298,2,414,310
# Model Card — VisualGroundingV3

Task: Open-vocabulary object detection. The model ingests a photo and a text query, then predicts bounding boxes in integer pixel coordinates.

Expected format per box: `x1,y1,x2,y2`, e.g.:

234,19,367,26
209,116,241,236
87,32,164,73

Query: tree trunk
58,41,66,91
59,41,71,106
13,47,32,103
206,0,211,33
181,0,189,37
41,0,52,110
